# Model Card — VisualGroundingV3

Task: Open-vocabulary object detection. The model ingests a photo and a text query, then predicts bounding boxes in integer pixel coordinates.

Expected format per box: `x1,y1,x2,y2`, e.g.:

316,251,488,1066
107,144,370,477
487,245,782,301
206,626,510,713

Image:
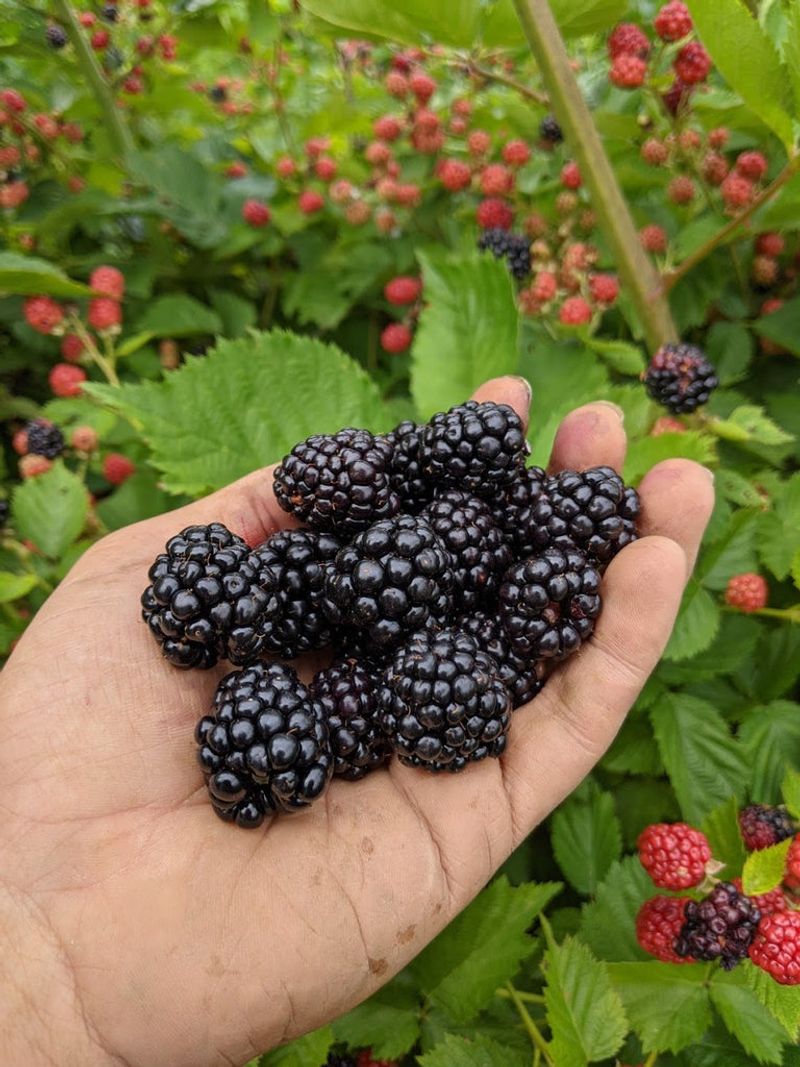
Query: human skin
0,376,715,1067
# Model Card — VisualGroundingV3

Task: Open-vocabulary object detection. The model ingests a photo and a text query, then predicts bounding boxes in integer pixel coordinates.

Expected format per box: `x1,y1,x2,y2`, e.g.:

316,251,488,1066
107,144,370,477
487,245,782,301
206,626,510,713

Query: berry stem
69,316,121,386
663,155,800,292
505,982,554,1066
510,0,677,353
643,1052,658,1067
50,0,136,163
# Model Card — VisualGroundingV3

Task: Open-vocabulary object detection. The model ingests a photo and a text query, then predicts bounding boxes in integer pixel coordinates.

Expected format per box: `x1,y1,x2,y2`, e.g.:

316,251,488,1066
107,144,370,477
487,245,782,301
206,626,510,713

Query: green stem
70,316,120,386
51,0,135,163
510,0,677,353
643,1051,658,1067
496,987,546,1004
505,983,554,1066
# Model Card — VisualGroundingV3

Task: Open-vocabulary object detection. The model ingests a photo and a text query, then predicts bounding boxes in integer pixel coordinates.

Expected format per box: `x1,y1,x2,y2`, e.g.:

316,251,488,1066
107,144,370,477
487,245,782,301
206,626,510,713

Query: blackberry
643,342,718,414
540,114,563,143
477,227,532,279
141,523,268,669
101,3,118,21
250,529,342,658
322,514,454,651
457,610,545,709
274,428,400,536
542,466,640,565
491,465,549,554
378,626,511,772
208,85,227,102
498,548,601,660
419,400,528,497
675,881,760,970
0,500,8,527
323,1054,357,1067
423,489,512,609
384,420,433,513
739,804,796,852
311,658,390,779
25,419,64,459
196,662,332,827
46,25,68,48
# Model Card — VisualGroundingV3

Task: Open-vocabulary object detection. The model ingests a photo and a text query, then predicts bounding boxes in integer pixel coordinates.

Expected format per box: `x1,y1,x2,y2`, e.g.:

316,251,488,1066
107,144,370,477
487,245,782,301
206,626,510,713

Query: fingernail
593,400,625,421
510,376,532,406
701,465,716,484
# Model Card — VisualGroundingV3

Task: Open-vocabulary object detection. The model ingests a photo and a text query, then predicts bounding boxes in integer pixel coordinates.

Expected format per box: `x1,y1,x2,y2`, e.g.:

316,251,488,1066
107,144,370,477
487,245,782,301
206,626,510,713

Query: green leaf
411,251,519,419
0,571,38,602
608,961,712,1053
709,968,787,1065
136,294,223,338
758,473,800,580
700,510,760,591
209,290,257,338
95,471,181,531
745,960,800,1041
706,321,755,387
260,1027,333,1067
739,702,800,805
86,330,388,496
742,838,792,896
412,878,559,1023
662,580,720,662
684,0,794,148
416,1033,527,1067
753,295,800,358
0,252,92,298
782,768,800,820
652,693,747,824
580,857,654,963
11,462,88,559
586,338,645,376
551,787,622,896
332,974,420,1061
711,406,795,448
624,432,718,486
751,626,800,703
602,715,664,777
702,796,746,879
544,936,628,1067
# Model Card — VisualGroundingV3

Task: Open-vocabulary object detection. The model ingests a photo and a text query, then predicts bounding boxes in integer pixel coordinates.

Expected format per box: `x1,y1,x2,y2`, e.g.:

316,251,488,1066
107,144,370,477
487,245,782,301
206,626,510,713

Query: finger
499,535,686,838
472,375,532,432
638,459,715,575
548,401,627,474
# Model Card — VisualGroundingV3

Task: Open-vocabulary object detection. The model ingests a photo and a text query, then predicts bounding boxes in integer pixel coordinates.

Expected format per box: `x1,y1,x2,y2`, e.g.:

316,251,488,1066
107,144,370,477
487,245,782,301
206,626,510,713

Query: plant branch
510,0,677,352
643,1051,658,1067
663,156,800,292
505,983,554,1066
51,0,135,163
465,58,549,106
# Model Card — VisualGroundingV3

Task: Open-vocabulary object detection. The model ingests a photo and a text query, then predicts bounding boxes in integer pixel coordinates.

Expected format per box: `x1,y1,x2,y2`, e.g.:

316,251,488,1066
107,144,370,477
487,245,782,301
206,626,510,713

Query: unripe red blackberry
725,573,768,613
298,189,324,214
373,115,402,141
721,172,755,209
480,163,514,197
381,323,412,353
736,151,768,181
24,295,63,335
87,297,121,332
640,224,667,253
242,199,271,227
607,23,650,59
589,273,619,305
786,835,800,891
49,363,86,398
610,54,647,89
636,896,692,963
732,878,788,917
560,161,582,189
668,175,695,204
749,912,800,984
467,129,491,156
559,296,592,325
674,42,712,84
409,71,435,103
638,822,711,889
702,151,729,185
383,276,421,306
752,255,779,287
756,232,784,257
437,158,472,192
654,1,692,41
641,138,668,165
502,140,531,166
90,265,125,300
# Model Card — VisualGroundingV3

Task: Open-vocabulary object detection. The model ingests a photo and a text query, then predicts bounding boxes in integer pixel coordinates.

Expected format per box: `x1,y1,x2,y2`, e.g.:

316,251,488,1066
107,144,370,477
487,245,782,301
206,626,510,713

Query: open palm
0,377,714,1067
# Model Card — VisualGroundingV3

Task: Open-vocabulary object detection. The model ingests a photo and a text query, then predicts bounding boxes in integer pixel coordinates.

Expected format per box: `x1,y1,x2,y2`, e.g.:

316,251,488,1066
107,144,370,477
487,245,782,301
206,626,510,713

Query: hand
0,377,714,1067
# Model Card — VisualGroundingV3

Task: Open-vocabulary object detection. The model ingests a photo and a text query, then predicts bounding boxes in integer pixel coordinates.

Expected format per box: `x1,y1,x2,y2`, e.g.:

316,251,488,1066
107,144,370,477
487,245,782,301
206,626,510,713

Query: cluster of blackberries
477,227,532,279
141,400,640,828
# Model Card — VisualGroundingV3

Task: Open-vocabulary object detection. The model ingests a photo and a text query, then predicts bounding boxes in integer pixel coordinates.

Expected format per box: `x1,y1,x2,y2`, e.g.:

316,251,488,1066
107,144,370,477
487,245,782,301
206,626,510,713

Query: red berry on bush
33,114,59,139
641,138,668,165
380,322,412,353
314,156,337,181
373,115,402,141
276,156,297,178
79,11,95,26
476,197,513,230
662,78,692,116
589,273,619,305
480,163,514,196
409,71,435,103
725,573,768,612
90,265,125,301
640,224,667,253
304,136,329,158
88,297,122,332
437,158,472,192
749,912,800,985
702,152,729,185
345,201,371,226
60,333,85,362
709,127,730,148
531,271,558,303
71,425,99,452
395,183,420,207
654,1,693,41
610,54,647,89
20,454,53,478
242,199,271,228
158,34,178,60
12,429,28,455
731,878,787,917
103,452,136,485
91,29,110,49
651,416,685,436
560,161,582,189
668,175,695,204
384,71,408,97
467,129,491,156
0,88,26,112
384,276,421,306
374,208,396,233
24,295,63,335
225,162,247,179
756,232,785,257
636,896,692,963
559,296,592,326
608,23,650,59
736,151,768,181
49,363,86,398
674,42,712,84
502,139,531,166
637,822,712,890
752,255,779,287
721,172,755,209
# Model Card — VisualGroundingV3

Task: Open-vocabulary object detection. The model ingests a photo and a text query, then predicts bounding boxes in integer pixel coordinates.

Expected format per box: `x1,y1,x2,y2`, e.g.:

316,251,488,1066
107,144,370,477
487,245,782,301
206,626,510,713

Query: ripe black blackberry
491,465,549,554
273,428,400,536
675,881,760,970
324,1054,356,1067
100,3,118,21
384,420,433,513
477,228,532,279
739,804,796,851
0,500,8,527
141,523,268,669
457,610,545,709
24,419,64,458
643,343,718,414
196,662,332,827
540,114,563,143
311,658,389,779
423,489,512,609
542,466,640,565
249,528,341,658
419,400,528,497
208,85,227,102
499,548,601,660
46,24,68,48
378,627,511,772
322,514,454,651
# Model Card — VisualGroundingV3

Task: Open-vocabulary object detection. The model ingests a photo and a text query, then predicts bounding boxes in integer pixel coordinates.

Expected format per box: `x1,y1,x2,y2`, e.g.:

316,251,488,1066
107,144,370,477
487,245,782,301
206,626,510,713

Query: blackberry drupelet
250,528,342,658
419,400,528,497
311,658,390,779
477,227,532,279
457,610,545,709
499,548,601,660
739,804,796,851
643,342,718,414
384,420,433,513
25,419,64,458
542,466,640,565
423,489,512,609
491,465,549,554
540,114,563,143
46,24,68,48
676,881,760,969
322,514,454,651
378,626,511,772
196,662,332,827
273,428,400,536
141,523,269,669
